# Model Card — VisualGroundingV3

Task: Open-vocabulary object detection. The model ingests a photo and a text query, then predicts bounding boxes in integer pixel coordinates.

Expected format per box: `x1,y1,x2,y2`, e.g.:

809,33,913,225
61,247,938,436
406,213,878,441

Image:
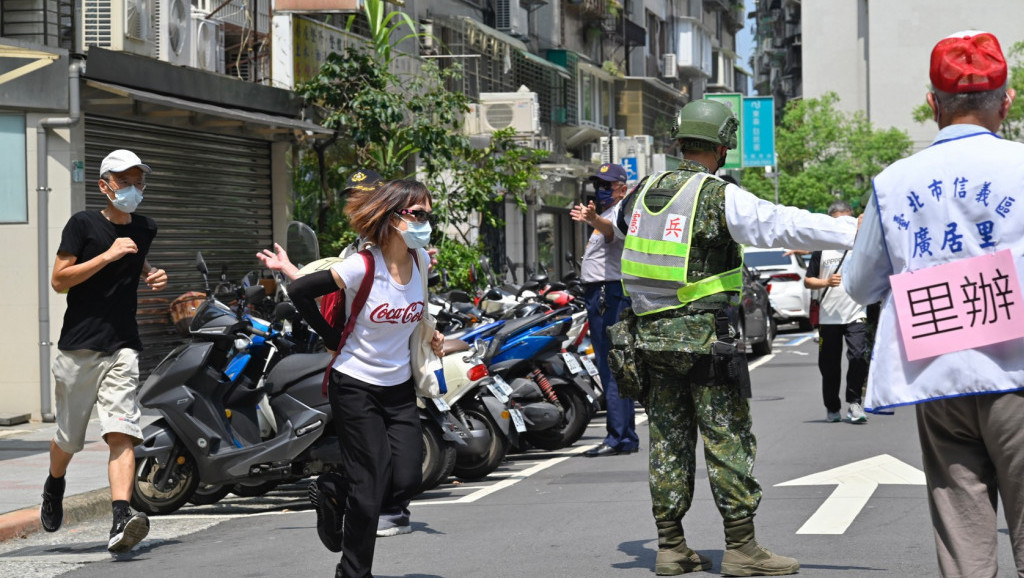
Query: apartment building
0,0,747,419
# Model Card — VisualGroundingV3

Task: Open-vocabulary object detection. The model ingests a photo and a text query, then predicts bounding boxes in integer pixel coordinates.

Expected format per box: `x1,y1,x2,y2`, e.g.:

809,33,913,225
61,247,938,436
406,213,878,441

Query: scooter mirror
194,251,209,276
285,221,320,268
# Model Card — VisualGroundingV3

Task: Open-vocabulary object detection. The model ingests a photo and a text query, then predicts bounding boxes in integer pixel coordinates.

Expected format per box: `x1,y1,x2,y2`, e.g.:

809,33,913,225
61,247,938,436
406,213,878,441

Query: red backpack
320,250,374,396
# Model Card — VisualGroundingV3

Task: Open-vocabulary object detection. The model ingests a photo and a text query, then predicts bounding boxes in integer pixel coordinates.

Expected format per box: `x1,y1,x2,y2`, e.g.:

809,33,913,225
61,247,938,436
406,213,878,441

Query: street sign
706,93,743,169
775,454,925,534
620,157,639,183
742,96,775,167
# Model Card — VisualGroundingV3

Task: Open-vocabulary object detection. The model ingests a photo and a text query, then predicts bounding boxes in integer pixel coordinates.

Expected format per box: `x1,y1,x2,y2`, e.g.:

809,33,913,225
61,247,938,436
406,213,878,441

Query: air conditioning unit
477,88,540,134
81,0,157,57
193,0,270,35
156,0,191,65
191,11,225,73
495,0,528,39
662,53,678,79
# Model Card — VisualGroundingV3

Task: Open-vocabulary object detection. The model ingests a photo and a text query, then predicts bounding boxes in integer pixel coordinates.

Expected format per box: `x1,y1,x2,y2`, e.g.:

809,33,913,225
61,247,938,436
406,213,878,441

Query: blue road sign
742,96,775,168
620,157,638,182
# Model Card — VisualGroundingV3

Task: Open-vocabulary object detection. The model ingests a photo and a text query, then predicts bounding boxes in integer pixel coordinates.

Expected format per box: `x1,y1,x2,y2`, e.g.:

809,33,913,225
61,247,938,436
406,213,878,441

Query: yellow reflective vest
621,172,743,316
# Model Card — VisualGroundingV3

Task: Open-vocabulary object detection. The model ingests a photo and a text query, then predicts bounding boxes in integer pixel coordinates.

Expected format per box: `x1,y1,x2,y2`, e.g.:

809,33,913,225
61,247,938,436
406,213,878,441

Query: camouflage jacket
619,160,740,355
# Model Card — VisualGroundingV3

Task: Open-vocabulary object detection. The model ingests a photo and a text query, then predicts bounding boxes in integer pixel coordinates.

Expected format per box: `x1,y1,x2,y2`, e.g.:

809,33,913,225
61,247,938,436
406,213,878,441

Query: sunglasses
396,208,435,224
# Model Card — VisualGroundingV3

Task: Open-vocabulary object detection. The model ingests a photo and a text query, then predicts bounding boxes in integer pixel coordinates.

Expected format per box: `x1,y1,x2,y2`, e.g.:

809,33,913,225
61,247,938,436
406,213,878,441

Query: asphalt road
1,327,1018,578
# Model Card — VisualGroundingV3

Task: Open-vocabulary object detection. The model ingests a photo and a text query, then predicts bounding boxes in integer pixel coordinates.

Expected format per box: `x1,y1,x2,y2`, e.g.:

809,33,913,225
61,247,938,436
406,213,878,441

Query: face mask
109,184,144,213
596,186,616,210
394,220,432,249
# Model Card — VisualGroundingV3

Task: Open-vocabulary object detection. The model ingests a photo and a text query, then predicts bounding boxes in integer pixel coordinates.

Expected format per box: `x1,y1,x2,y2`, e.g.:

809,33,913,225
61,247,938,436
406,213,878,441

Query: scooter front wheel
131,450,200,515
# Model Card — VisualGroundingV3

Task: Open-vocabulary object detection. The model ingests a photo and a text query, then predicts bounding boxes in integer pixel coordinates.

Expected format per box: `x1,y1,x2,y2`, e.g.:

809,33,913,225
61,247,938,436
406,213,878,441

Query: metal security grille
84,115,273,376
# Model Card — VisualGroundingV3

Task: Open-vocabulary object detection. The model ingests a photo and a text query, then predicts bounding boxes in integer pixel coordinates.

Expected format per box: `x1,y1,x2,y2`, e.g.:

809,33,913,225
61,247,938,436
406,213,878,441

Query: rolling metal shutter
85,115,273,376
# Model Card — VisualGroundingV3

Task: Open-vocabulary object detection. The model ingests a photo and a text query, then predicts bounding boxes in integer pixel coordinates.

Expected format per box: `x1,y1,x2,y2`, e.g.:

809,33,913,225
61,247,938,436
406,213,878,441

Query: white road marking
775,454,925,534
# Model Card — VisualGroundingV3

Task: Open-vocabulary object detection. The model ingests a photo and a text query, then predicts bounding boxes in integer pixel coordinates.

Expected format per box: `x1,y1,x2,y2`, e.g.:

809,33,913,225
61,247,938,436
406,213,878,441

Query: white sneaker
847,403,867,423
826,411,841,423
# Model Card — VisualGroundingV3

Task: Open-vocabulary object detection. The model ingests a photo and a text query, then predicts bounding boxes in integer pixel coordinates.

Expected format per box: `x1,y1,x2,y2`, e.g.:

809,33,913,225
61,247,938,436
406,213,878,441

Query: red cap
930,31,1007,94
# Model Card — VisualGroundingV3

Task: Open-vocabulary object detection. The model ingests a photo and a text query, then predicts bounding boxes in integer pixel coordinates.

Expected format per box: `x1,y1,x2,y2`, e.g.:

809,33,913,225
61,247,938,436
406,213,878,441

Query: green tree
911,40,1024,142
741,92,912,213
292,0,545,287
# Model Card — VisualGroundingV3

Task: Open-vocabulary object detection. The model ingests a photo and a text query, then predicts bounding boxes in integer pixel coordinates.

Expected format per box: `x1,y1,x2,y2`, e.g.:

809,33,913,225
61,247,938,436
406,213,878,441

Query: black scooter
131,253,467,514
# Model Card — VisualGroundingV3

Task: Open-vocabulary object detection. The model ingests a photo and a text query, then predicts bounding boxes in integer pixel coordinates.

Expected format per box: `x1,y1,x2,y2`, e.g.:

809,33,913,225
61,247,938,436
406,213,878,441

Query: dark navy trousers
583,281,639,450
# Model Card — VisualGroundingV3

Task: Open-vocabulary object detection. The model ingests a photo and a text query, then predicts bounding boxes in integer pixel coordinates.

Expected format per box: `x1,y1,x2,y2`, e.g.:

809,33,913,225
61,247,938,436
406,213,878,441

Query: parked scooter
437,338,524,480
131,252,465,514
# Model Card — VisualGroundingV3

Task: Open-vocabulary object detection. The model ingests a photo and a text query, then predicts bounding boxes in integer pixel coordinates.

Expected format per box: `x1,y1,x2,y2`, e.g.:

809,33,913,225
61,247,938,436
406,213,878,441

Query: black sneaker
308,473,345,552
108,511,150,553
40,481,65,533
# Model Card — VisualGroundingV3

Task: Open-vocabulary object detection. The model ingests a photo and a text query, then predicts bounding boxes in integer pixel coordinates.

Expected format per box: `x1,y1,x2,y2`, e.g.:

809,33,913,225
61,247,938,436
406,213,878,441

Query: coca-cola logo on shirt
369,301,424,324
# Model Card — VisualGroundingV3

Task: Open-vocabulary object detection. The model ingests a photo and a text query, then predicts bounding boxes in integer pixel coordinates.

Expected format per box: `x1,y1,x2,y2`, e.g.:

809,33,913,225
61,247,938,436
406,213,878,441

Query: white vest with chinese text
867,129,1024,411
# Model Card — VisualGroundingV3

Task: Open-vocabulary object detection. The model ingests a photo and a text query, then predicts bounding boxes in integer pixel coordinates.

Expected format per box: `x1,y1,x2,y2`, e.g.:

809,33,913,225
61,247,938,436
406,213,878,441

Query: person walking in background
803,200,868,424
844,30,1024,577
570,163,639,457
41,149,168,554
608,99,856,576
287,179,444,578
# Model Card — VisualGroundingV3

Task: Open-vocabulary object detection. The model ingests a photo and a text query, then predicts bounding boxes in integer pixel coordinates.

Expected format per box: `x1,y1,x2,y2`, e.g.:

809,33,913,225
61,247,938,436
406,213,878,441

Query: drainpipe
36,58,83,422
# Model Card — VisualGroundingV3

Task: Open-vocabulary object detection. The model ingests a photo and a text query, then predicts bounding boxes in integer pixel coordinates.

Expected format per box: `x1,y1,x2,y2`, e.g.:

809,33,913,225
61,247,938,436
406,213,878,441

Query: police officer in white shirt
570,163,639,457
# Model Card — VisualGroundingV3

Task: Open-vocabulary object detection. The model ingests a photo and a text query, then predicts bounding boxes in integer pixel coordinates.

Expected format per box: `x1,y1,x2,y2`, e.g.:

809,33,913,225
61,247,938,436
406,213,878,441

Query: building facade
754,0,1024,151
1,0,747,420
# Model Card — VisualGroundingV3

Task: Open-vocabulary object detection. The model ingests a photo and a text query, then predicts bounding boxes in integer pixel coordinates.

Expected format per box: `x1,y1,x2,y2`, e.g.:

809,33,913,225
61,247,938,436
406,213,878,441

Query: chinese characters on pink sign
890,250,1024,361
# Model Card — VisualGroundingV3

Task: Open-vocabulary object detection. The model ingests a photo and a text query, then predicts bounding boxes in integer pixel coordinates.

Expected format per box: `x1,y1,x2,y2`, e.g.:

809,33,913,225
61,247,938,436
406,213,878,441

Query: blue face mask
593,182,614,210
109,184,144,213
394,220,432,249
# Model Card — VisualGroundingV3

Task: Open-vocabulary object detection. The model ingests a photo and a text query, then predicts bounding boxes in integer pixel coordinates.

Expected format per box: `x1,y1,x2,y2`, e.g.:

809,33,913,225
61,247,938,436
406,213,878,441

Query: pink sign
890,250,1024,361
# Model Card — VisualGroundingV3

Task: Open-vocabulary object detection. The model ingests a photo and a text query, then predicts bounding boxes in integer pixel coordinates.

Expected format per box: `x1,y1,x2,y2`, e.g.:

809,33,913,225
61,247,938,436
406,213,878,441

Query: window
0,115,27,223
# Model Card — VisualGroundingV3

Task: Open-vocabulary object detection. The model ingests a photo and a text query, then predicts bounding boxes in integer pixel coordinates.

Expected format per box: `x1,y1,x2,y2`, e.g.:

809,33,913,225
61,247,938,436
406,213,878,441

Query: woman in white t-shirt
288,179,444,578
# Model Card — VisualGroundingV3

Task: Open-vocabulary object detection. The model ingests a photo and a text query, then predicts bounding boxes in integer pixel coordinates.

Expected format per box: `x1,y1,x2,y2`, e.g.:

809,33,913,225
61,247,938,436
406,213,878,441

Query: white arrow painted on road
775,454,925,534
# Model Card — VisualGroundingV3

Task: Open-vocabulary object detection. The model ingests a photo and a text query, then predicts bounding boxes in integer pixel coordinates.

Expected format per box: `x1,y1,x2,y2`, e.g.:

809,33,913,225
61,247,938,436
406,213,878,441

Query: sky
736,13,756,94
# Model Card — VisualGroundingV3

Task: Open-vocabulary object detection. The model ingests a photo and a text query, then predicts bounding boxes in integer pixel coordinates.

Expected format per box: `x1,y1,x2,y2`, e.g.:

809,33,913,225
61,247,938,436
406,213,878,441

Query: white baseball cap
100,149,152,176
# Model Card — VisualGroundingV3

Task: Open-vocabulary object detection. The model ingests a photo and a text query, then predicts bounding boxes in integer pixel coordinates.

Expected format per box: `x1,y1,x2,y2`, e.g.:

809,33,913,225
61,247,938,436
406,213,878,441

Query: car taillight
467,364,489,381
769,273,801,282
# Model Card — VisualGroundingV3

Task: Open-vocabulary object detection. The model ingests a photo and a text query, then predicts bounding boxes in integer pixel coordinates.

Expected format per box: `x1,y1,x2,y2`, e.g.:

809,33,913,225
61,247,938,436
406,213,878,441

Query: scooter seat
443,338,470,356
265,352,333,395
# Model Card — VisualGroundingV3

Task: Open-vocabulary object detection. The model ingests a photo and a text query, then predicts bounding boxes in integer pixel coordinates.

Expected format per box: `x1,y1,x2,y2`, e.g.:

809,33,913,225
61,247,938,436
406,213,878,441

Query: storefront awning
84,79,332,138
516,49,571,81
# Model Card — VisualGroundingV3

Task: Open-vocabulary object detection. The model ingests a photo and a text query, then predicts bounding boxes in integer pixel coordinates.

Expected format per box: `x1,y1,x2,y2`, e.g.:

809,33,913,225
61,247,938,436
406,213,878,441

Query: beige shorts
52,348,144,453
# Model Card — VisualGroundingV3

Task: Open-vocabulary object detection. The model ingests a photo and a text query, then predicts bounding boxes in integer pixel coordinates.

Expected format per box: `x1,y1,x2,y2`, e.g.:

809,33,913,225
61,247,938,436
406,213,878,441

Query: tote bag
410,251,446,397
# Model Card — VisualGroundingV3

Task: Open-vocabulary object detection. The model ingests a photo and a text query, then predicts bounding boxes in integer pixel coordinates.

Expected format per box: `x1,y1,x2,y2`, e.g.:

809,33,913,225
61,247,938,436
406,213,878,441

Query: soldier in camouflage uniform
608,99,857,576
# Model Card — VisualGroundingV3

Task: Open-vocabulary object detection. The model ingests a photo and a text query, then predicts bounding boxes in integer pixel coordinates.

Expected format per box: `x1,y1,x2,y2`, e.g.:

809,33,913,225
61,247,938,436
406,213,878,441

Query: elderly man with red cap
844,31,1024,577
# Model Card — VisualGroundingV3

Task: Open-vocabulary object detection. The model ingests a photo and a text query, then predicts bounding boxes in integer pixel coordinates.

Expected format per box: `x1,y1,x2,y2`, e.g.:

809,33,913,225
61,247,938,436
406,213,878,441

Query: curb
0,488,112,542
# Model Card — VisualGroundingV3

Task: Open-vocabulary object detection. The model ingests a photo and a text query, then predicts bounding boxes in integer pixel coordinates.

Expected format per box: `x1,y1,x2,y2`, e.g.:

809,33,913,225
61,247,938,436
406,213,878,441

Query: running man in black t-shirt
40,149,167,554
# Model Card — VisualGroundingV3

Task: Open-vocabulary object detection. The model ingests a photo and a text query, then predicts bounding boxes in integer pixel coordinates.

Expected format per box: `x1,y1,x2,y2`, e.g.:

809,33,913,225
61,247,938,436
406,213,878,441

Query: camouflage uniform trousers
641,348,762,526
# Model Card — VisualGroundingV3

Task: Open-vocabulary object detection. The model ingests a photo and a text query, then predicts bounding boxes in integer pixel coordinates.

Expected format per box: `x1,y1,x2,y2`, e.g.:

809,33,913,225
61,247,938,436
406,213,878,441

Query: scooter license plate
485,381,510,403
431,396,451,412
492,375,514,397
509,407,527,433
561,352,583,374
580,356,599,376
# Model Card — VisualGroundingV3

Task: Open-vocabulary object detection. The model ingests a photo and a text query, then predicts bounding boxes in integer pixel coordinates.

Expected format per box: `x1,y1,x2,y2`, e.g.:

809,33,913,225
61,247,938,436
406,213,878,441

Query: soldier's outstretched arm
724,185,856,251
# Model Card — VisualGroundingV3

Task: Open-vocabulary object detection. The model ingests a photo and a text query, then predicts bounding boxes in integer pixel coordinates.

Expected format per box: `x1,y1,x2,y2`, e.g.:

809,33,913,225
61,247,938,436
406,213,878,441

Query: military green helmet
673,99,739,150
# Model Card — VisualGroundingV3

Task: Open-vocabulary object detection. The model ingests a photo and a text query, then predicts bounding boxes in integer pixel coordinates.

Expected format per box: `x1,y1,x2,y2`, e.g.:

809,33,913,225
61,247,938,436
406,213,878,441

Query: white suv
742,247,813,330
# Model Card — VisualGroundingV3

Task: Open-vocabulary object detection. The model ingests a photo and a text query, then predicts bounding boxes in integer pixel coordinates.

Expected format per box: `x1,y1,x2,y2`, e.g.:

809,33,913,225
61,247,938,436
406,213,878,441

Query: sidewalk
0,418,113,542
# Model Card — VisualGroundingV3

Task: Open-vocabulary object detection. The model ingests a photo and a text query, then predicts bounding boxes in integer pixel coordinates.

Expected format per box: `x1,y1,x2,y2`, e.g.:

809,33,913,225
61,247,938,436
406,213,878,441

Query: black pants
818,322,869,413
329,372,423,578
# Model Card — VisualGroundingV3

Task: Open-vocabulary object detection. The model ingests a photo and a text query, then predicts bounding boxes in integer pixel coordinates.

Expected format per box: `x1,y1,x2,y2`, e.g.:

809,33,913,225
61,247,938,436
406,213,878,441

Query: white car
742,246,813,330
